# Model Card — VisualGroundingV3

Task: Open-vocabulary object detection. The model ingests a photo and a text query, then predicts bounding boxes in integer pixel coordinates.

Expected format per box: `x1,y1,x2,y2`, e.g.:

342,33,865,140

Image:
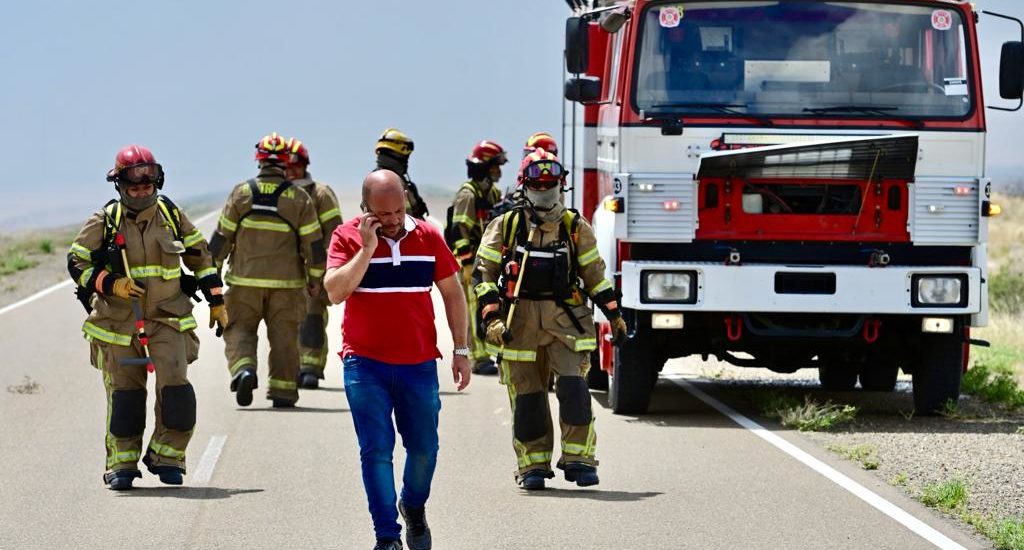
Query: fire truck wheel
912,333,962,416
818,363,858,391
609,335,656,414
587,350,608,391
859,364,899,392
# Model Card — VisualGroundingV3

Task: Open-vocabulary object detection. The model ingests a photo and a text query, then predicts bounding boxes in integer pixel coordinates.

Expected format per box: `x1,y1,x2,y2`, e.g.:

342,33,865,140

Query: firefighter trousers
500,333,598,478
90,323,199,474
462,275,489,368
224,285,305,404
298,293,330,377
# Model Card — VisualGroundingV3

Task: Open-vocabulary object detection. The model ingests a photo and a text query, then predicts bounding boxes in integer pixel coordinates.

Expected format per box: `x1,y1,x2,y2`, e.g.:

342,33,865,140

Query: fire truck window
634,2,972,119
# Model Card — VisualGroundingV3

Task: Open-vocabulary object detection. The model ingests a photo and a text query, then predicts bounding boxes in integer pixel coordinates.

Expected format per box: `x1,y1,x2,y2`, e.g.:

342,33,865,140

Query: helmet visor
522,159,564,182
119,163,164,184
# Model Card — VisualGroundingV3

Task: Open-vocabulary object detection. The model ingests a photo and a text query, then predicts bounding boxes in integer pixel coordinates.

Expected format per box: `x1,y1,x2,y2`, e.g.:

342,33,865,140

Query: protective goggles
522,160,564,181
111,163,164,184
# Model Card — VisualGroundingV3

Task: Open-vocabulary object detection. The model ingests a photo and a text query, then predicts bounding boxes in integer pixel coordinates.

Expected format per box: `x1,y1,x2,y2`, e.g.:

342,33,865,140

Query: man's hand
307,279,322,299
358,213,380,251
610,316,628,346
485,318,508,347
452,355,471,391
209,304,230,336
111,276,146,299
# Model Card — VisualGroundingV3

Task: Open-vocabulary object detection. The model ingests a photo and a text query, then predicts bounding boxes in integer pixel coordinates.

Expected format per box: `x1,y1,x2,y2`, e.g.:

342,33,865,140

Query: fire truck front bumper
620,261,982,316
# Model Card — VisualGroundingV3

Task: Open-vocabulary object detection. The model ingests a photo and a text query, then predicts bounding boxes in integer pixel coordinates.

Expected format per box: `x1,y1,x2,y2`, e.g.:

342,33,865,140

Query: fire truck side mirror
566,17,589,75
565,77,602,103
999,41,1024,100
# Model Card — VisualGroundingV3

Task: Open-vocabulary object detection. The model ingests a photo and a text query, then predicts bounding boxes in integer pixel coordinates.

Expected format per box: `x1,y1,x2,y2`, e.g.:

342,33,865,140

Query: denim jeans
343,354,442,540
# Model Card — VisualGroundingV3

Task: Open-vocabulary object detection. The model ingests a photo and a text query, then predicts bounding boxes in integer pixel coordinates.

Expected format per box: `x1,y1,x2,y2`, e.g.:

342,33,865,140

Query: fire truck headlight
915,276,963,306
643,271,697,304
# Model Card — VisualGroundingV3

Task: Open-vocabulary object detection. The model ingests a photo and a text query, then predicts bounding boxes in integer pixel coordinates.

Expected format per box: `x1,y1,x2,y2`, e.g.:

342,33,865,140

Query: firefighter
446,140,507,375
68,144,227,490
474,148,627,490
285,137,343,389
375,128,430,220
522,131,558,158
210,132,325,408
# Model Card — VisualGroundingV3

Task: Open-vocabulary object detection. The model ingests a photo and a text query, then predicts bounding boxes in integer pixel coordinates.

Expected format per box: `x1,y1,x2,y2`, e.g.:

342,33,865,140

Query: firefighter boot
399,501,432,550
272,398,296,409
143,453,184,485
519,469,551,491
373,540,403,550
298,371,320,389
562,462,599,487
104,469,141,491
231,367,257,407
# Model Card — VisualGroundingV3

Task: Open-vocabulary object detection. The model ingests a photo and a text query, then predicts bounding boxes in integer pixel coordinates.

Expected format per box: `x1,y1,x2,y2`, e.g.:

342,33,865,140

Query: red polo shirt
327,215,459,364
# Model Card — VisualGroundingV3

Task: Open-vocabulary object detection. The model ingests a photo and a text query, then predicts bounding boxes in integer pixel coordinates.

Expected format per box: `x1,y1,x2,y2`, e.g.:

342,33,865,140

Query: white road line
192,435,227,486
665,375,967,550
0,209,219,318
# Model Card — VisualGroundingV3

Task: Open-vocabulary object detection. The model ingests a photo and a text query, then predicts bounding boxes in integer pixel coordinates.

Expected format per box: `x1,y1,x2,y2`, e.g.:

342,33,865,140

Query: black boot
104,469,141,491
519,469,550,491
562,462,599,487
472,359,497,375
271,398,296,409
298,371,320,389
231,367,257,407
143,454,184,485
373,539,403,550
398,501,431,550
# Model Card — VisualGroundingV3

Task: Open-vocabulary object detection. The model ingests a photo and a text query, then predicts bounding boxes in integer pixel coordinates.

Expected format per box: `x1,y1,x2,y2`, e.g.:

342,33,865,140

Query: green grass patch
988,518,1024,550
890,472,908,486
38,239,53,254
750,390,803,416
827,442,879,469
0,249,37,276
920,478,969,512
990,266,1024,315
765,395,858,432
962,362,1024,408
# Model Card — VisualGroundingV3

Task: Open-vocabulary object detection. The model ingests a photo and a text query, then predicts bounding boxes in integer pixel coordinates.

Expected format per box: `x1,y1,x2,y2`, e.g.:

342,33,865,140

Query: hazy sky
1,0,1021,229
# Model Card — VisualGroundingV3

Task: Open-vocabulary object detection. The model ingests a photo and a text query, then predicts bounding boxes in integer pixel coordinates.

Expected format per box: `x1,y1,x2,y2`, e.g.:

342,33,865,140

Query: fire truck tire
818,363,858,391
609,335,656,414
587,350,608,390
912,333,962,415
859,364,899,392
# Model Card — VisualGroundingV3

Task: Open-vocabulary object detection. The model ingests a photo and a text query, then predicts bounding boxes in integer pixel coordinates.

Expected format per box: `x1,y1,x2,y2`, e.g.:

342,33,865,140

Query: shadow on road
521,488,663,502
235,406,350,414
312,387,346,393
117,487,264,500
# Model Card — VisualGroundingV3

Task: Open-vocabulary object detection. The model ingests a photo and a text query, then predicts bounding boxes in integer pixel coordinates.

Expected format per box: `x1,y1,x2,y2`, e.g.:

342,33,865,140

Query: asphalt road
0,214,987,550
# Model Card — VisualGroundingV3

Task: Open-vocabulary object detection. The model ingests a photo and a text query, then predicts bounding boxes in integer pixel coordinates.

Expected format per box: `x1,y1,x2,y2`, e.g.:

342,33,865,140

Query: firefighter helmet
105,144,165,189
255,132,290,163
375,128,414,158
523,132,558,157
286,137,310,166
517,148,565,189
467,140,508,166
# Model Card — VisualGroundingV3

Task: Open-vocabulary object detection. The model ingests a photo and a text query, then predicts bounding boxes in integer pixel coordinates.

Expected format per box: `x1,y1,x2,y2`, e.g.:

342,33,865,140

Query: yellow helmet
375,128,414,158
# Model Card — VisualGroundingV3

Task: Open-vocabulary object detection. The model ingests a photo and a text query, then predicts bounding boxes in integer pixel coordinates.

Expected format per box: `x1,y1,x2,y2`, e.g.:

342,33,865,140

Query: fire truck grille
626,175,697,242
908,177,980,245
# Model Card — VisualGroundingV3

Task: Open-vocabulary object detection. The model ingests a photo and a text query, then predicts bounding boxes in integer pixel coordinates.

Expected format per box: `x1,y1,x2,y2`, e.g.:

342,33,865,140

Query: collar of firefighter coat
125,201,160,224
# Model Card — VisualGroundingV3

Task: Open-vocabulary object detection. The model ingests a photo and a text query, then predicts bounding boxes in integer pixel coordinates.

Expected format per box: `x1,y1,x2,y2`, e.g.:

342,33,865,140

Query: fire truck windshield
633,1,974,120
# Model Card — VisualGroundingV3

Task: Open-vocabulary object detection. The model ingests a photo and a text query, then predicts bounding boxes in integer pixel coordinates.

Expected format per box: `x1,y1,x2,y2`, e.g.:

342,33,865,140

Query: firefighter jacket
450,178,501,266
68,198,219,346
211,165,325,289
293,174,343,260
474,207,615,362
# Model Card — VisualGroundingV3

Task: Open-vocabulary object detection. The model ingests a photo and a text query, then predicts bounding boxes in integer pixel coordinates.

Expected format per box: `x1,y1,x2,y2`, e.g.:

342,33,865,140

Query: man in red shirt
324,169,470,550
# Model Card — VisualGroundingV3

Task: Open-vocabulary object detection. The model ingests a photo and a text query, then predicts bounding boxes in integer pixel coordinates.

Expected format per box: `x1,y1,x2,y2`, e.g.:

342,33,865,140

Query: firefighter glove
485,318,509,347
109,275,146,299
209,304,229,336
610,316,628,346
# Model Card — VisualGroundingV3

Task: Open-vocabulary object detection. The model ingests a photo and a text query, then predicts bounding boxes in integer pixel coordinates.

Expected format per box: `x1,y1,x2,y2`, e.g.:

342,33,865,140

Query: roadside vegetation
0,230,75,279
755,392,858,431
826,442,879,470
918,477,1024,550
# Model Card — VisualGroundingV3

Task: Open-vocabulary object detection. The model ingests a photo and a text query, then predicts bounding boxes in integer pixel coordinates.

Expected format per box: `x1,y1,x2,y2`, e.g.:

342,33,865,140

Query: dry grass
988,193,1024,272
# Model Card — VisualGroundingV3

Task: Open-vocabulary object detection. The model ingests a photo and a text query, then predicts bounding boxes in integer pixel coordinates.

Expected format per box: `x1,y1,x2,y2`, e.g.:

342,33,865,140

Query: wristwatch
453,347,470,357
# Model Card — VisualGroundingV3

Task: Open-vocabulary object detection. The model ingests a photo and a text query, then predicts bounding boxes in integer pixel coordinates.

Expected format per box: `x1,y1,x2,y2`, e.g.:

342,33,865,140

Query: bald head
362,169,409,239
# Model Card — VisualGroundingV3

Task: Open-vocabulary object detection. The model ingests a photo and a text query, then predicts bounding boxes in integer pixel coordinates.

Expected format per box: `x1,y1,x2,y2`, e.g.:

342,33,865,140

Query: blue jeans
343,354,442,540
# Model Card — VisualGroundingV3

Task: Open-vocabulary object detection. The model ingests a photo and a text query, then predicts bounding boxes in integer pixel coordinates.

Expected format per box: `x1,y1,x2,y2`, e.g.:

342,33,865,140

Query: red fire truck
562,0,1022,414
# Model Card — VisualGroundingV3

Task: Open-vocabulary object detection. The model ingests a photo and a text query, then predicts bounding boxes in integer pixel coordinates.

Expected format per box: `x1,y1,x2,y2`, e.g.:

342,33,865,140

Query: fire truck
561,0,1023,414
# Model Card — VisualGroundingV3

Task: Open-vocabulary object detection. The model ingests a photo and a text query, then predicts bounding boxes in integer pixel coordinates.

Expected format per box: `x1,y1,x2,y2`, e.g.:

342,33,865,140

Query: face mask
525,187,563,221
376,152,407,174
118,185,158,212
